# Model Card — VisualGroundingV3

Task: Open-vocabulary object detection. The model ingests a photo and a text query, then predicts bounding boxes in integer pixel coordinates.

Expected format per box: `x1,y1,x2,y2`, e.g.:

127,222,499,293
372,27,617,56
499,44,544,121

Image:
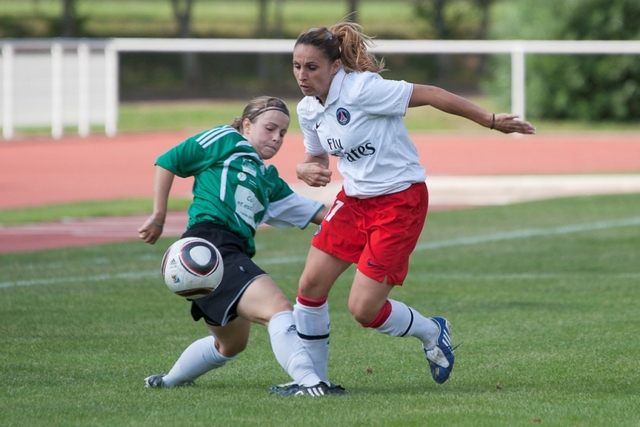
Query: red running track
1,130,639,253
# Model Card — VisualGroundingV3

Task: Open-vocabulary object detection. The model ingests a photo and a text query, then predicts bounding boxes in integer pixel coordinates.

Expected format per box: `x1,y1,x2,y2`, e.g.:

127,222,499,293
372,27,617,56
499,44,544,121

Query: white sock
268,311,322,387
293,300,330,383
375,299,438,348
162,335,234,386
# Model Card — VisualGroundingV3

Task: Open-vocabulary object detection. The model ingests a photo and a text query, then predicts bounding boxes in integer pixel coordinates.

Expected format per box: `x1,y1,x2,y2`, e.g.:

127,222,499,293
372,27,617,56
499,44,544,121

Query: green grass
1,193,640,426
9,97,507,137
10,96,640,140
116,97,504,133
0,0,424,39
118,100,251,133
116,98,640,134
0,198,191,226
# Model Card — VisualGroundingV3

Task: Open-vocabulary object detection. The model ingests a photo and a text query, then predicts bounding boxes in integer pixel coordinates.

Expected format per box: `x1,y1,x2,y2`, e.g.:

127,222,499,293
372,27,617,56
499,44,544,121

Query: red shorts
311,183,428,285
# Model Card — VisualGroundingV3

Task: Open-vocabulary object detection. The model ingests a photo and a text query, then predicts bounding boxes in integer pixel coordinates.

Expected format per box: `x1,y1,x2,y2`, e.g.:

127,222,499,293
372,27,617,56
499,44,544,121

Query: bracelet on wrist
490,113,496,130
148,216,164,227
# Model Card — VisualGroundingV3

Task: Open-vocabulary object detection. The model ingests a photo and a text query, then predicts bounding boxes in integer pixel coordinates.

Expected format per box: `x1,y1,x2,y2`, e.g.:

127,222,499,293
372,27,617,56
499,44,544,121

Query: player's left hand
492,114,536,135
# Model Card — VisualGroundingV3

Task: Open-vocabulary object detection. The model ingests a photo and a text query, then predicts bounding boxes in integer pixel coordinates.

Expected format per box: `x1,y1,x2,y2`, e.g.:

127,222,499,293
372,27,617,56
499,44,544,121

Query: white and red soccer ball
161,237,224,298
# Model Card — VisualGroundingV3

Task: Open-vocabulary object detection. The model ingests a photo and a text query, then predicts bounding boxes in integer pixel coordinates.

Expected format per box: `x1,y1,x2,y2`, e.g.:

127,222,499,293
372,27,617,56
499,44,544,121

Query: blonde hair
230,96,290,133
295,21,385,73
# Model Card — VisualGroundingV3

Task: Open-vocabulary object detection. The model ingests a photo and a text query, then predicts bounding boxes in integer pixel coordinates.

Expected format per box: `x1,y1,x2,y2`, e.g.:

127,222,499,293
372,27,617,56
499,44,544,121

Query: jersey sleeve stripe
195,125,237,146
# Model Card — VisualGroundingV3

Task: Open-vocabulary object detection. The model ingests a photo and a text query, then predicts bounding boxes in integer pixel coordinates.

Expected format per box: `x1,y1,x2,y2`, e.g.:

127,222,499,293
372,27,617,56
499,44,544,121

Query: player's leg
351,183,457,384
294,192,360,383
351,182,436,342
349,271,457,384
236,275,327,389
145,319,246,388
294,246,352,383
349,271,439,344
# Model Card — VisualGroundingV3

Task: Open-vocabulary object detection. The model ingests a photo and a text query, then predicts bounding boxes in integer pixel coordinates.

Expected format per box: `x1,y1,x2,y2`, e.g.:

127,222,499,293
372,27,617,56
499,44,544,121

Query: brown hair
295,21,385,73
230,96,290,132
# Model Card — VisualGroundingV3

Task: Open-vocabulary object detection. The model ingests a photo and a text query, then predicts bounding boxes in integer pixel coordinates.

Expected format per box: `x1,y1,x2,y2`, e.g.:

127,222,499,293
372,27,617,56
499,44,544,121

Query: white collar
324,67,347,107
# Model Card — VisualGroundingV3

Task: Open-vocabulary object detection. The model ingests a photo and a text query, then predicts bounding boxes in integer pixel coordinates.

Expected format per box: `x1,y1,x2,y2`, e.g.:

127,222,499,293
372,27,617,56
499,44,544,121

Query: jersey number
325,200,344,222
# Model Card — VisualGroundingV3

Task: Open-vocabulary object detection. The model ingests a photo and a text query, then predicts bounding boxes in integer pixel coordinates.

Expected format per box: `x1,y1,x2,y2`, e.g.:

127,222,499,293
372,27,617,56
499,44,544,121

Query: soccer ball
161,237,224,298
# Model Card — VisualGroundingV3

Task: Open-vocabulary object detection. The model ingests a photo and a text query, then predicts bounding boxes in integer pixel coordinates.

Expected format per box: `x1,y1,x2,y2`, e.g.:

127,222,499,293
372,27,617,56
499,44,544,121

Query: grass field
0,0,424,39
116,97,504,133
14,96,640,140
0,199,192,226
117,99,640,134
1,193,639,426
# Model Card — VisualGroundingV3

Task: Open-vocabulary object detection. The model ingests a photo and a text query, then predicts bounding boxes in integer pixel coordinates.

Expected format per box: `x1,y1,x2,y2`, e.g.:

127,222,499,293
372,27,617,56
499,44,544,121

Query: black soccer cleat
270,381,346,396
144,374,195,388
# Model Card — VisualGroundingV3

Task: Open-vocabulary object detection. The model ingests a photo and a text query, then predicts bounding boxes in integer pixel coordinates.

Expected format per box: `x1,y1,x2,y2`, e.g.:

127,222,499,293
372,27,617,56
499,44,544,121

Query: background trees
3,0,637,121
487,0,640,121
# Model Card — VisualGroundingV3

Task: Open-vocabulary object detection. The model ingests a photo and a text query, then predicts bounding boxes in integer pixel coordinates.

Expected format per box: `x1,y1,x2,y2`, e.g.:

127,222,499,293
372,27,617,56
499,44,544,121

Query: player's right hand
138,218,163,245
296,162,332,187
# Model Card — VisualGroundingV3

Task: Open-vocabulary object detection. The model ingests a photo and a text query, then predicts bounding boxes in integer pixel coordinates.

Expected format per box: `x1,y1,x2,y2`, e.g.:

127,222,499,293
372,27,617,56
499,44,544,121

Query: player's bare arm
311,205,329,225
409,84,536,135
296,152,332,187
138,165,175,244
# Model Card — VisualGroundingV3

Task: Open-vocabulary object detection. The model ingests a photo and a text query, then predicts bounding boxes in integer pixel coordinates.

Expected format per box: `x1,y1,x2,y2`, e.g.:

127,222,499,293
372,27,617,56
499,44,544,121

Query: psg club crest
336,108,351,125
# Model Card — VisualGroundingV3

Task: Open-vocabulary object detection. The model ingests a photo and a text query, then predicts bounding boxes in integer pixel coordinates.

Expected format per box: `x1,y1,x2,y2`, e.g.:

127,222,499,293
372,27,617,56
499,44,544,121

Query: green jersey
156,125,323,256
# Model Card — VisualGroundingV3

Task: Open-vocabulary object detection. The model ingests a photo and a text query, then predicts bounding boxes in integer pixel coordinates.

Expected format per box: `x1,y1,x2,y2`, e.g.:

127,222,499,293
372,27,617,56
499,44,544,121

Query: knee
253,297,292,326
298,272,316,295
347,299,377,325
348,294,391,327
216,339,247,358
272,296,293,314
298,272,332,300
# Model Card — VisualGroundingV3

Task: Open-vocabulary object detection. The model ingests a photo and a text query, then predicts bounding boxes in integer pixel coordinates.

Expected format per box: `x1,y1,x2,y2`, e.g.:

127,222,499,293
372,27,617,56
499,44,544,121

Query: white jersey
297,67,426,198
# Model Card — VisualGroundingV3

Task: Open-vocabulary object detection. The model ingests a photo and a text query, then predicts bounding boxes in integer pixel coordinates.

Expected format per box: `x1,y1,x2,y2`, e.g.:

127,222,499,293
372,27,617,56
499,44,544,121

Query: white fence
1,38,639,140
1,39,118,140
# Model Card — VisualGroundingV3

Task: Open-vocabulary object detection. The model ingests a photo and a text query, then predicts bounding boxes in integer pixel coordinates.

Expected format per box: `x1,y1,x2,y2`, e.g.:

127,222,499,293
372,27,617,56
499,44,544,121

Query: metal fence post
105,42,118,137
51,43,64,139
2,43,14,140
511,42,526,120
78,42,90,137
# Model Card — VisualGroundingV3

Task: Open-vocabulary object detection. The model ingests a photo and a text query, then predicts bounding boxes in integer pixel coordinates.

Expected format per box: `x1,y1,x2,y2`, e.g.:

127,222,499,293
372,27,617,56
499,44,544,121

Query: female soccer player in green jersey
138,96,344,396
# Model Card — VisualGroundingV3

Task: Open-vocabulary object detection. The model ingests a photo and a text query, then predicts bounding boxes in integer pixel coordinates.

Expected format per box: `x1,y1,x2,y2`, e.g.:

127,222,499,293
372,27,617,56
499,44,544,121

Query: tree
488,0,640,121
257,0,268,37
170,0,202,92
473,0,494,40
255,0,287,93
413,0,491,85
61,0,77,37
348,0,359,23
471,0,495,75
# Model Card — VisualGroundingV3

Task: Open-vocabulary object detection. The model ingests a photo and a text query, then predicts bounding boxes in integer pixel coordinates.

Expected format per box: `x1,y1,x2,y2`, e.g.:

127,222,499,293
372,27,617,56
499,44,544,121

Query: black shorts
181,222,267,327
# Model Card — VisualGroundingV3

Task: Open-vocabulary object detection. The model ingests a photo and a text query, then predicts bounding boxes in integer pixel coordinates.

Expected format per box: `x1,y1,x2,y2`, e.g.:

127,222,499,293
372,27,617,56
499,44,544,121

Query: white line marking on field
415,216,640,251
0,270,159,289
2,216,639,289
409,272,640,280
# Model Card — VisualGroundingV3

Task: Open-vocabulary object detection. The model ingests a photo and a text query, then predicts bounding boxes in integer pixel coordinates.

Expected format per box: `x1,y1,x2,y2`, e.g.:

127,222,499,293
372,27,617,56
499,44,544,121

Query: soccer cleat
268,381,297,395
294,382,347,396
145,374,195,388
423,316,459,384
270,382,346,396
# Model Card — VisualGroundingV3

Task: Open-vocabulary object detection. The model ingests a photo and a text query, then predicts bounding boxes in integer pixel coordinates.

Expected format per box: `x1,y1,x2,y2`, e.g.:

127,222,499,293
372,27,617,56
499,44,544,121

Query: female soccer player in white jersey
285,22,537,389
137,96,344,396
